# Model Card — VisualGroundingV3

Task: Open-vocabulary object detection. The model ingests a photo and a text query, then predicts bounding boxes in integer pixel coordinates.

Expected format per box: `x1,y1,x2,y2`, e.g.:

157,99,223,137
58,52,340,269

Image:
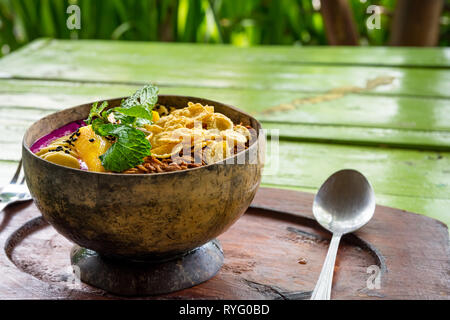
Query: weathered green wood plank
1,80,450,150
372,193,450,227
3,80,450,132
255,95,450,132
262,140,450,200
1,40,449,98
262,123,450,150
3,39,450,69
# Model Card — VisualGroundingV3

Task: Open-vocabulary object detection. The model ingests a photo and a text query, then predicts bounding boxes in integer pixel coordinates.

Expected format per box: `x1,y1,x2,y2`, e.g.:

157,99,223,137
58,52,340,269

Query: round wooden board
0,188,449,299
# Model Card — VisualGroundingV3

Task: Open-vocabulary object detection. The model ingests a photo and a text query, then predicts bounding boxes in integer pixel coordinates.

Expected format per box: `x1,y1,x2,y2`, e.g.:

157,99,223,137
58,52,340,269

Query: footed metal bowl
22,96,263,260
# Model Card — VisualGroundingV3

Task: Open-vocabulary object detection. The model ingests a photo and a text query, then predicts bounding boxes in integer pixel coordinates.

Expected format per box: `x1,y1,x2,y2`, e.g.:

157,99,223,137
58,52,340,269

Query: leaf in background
41,0,56,37
96,123,151,172
0,0,447,51
111,22,132,40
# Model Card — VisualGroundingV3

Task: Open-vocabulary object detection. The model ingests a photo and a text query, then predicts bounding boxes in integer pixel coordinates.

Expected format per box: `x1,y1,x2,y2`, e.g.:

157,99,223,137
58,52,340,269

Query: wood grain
2,79,450,150
0,40,449,98
3,39,450,68
0,188,448,299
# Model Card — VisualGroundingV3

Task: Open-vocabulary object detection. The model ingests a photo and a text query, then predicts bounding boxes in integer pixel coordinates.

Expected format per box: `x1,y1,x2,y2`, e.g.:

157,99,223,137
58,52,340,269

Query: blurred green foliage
0,0,448,57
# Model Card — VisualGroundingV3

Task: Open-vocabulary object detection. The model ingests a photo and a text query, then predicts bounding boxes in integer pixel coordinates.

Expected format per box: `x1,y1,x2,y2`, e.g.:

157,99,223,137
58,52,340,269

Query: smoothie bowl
22,85,263,262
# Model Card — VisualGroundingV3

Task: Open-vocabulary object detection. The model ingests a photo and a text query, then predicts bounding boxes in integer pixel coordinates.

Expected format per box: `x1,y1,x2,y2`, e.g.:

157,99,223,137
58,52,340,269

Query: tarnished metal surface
70,240,224,296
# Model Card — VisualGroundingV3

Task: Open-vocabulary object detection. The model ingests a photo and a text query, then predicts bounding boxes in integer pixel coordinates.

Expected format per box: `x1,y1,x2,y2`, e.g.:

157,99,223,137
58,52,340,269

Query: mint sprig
84,84,159,172
121,84,159,110
86,84,159,126
86,101,108,125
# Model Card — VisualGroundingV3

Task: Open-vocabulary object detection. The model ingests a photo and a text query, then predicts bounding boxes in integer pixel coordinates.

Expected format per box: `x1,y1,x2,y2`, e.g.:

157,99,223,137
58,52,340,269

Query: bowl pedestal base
70,240,223,296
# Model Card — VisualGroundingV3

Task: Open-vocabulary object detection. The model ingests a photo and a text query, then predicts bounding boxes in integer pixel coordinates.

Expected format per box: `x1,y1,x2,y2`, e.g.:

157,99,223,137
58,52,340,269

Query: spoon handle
311,233,342,300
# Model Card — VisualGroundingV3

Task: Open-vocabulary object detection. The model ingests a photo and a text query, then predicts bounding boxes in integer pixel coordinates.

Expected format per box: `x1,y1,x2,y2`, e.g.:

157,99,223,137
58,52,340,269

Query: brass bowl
22,96,263,260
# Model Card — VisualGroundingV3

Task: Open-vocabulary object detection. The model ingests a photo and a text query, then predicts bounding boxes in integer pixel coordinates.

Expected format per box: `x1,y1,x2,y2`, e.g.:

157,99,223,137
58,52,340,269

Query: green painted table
0,39,449,226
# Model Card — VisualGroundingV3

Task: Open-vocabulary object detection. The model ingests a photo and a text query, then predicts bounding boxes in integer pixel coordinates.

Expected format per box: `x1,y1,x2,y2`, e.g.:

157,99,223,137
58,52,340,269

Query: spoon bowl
313,169,376,235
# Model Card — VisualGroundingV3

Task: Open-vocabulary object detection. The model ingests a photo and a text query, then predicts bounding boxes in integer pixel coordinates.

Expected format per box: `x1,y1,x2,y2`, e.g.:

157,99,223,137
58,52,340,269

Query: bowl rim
22,94,263,177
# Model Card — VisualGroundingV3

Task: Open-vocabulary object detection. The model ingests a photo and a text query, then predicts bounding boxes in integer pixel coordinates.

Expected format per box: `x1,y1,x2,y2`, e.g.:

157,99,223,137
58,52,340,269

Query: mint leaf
91,118,108,135
85,84,158,128
86,101,108,125
114,105,153,122
83,85,158,172
121,84,159,109
113,106,153,127
97,124,151,172
115,84,158,126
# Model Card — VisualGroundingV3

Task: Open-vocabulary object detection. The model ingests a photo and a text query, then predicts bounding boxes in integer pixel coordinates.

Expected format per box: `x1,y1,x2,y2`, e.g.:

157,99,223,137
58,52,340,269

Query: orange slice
42,151,80,169
73,125,112,172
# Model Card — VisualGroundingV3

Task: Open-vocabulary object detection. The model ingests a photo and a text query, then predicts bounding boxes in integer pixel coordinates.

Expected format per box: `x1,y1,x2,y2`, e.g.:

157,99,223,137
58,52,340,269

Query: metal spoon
310,169,375,300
